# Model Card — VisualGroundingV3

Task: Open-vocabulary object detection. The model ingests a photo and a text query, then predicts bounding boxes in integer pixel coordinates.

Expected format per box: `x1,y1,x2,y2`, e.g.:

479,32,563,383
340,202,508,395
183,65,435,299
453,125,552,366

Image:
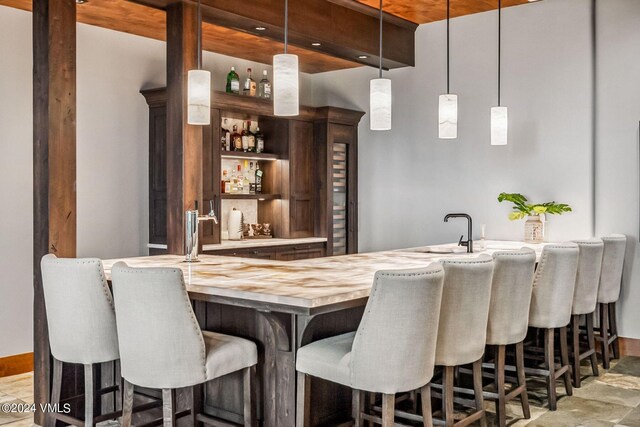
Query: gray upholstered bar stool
484,248,536,427
40,254,121,427
431,255,494,427
569,239,604,388
596,234,627,369
110,262,258,427
296,265,445,427
526,243,579,410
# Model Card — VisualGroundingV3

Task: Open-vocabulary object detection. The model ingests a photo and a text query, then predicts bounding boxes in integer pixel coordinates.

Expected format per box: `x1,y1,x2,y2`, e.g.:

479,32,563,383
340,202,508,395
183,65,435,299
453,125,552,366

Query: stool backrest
572,239,604,315
40,254,119,364
435,255,494,367
598,234,627,304
111,263,207,389
486,248,537,346
528,243,579,329
350,264,444,394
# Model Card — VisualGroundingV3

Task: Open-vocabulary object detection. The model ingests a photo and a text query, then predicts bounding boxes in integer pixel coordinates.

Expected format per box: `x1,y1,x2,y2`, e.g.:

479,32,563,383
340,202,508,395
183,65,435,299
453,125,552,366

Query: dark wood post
166,0,203,255
32,0,77,424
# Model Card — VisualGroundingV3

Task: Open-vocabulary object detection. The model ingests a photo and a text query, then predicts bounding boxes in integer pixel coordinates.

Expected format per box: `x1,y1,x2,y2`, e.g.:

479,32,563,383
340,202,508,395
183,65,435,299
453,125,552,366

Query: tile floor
2,358,640,426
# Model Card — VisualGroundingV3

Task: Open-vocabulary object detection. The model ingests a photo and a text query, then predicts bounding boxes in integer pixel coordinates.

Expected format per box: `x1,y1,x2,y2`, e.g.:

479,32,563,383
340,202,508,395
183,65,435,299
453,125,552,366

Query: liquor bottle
235,163,244,194
226,66,240,94
258,70,272,99
243,68,257,97
254,127,265,153
230,167,239,193
248,162,256,194
246,121,256,152
221,118,231,151
232,124,243,151
255,162,263,194
242,161,251,194
221,169,230,193
241,122,251,152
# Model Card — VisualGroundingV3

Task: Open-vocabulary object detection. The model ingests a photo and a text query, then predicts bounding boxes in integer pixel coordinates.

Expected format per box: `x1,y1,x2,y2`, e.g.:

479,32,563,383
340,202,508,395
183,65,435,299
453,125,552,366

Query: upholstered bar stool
569,239,604,388
40,254,122,427
596,234,627,369
526,243,579,410
296,265,445,427
431,255,494,427
110,263,258,427
483,248,536,427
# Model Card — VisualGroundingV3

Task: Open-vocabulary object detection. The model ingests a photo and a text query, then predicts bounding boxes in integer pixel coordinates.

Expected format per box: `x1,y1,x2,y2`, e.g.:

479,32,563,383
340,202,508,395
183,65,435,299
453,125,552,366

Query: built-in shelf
221,152,280,161
221,193,281,200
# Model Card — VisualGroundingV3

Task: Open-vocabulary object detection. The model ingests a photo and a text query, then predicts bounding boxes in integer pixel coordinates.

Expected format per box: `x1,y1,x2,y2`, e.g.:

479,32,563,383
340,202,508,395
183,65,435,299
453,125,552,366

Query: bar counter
102,240,547,426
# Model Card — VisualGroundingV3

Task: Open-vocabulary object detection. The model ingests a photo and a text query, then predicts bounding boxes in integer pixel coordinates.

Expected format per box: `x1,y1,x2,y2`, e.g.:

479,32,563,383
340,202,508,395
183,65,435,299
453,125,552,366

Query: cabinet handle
295,245,312,250
252,250,259,254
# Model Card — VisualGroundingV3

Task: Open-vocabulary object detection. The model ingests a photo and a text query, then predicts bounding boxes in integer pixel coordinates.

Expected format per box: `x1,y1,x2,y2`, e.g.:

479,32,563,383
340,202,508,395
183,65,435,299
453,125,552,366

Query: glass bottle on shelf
232,124,243,151
255,162,263,194
241,122,251,152
230,166,239,193
221,118,231,151
255,127,265,153
258,70,272,99
226,66,240,94
247,121,256,152
248,162,256,194
242,161,251,194
235,163,244,194
243,68,257,97
221,169,230,193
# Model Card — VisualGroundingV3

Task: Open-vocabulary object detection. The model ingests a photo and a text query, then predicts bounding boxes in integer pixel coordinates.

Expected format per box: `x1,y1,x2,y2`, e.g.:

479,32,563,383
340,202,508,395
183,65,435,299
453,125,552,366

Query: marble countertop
103,240,550,311
202,237,327,251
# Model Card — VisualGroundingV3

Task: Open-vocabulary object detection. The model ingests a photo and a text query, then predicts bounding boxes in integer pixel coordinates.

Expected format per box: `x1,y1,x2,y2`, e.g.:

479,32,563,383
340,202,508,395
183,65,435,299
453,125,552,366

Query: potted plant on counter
498,193,572,243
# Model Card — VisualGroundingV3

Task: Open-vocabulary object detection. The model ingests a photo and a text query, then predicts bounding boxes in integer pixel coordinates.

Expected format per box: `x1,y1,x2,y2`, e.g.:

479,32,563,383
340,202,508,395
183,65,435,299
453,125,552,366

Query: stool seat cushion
203,331,258,381
296,332,355,388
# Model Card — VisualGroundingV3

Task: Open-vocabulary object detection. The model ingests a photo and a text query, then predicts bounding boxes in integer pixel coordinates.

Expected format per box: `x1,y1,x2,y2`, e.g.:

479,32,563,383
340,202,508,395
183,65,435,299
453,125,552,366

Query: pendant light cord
498,0,501,106
197,0,202,70
284,0,289,54
446,0,450,94
378,0,383,78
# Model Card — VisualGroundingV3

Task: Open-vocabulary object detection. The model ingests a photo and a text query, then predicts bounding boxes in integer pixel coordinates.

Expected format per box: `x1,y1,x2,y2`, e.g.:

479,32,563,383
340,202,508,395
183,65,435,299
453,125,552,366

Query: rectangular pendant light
439,94,458,139
491,106,508,146
370,78,392,131
187,69,211,125
273,53,299,117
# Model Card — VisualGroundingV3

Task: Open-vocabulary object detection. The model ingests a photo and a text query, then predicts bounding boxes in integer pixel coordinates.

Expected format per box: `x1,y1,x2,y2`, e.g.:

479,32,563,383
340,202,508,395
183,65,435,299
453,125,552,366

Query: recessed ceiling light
76,0,88,3
311,42,321,47
255,26,267,31
358,55,369,59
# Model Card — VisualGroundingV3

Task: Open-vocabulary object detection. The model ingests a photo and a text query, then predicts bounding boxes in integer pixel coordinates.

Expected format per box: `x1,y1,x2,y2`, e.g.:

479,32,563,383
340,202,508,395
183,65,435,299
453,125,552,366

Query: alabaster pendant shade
370,78,392,131
273,54,299,117
438,94,458,139
491,106,508,146
187,69,211,125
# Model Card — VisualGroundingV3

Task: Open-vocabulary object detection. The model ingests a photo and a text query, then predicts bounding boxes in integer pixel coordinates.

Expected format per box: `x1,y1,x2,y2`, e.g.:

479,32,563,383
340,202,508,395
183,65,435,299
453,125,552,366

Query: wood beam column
32,0,77,424
166,0,203,254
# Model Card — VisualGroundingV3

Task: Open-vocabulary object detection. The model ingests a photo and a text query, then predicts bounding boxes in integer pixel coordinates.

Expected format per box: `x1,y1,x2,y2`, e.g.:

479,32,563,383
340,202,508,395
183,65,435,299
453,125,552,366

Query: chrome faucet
185,199,219,263
444,213,473,253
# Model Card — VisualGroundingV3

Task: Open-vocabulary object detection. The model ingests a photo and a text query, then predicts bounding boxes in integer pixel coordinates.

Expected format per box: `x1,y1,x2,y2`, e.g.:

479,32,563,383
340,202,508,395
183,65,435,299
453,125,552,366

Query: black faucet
444,213,473,253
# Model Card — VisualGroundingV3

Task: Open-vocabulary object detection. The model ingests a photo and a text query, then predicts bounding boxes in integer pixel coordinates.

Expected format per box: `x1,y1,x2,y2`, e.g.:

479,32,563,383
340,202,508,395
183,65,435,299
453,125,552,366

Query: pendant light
273,0,299,116
491,0,507,145
439,0,457,139
187,0,211,125
370,0,391,131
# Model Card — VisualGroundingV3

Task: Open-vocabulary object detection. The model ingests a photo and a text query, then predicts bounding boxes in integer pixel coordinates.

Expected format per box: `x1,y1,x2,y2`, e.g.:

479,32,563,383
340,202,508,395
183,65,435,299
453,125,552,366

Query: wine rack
332,143,348,255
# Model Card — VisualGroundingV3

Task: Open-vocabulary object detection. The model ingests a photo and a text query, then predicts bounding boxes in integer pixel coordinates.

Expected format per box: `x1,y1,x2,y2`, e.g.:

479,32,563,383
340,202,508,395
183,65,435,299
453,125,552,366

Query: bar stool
569,239,604,388
484,248,536,427
40,254,121,427
596,234,627,369
526,243,579,410
431,255,494,427
110,263,258,427
296,265,445,427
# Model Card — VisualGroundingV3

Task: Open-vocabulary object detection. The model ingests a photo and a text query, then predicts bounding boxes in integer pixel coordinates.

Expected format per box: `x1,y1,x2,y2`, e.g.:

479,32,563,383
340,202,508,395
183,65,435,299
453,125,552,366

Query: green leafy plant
498,193,572,221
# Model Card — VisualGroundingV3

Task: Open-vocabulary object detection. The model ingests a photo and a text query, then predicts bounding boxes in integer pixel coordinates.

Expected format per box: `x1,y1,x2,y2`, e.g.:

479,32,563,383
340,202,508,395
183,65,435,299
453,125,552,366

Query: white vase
524,215,544,244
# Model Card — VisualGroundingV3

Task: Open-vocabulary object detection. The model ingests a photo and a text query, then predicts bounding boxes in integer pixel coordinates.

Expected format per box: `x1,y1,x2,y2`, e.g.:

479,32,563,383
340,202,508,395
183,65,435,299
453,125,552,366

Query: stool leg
162,389,177,427
420,384,433,427
382,394,395,427
191,383,203,427
46,358,63,427
121,380,134,427
352,390,363,427
600,303,611,369
473,359,487,427
610,303,621,360
84,364,94,427
296,372,311,427
544,328,557,411
571,315,581,388
586,313,600,377
243,367,255,427
367,393,376,427
515,342,530,419
442,366,455,427
560,326,573,397
494,346,506,427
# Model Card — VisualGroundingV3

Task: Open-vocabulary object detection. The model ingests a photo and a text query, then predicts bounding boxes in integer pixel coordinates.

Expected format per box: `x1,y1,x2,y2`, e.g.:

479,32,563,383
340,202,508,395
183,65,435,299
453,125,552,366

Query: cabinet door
149,106,167,245
289,120,314,237
329,124,357,255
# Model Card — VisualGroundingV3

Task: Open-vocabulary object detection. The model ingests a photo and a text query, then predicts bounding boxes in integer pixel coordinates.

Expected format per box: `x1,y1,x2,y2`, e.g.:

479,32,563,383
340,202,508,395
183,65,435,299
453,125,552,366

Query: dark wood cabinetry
142,89,363,259
204,242,326,261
